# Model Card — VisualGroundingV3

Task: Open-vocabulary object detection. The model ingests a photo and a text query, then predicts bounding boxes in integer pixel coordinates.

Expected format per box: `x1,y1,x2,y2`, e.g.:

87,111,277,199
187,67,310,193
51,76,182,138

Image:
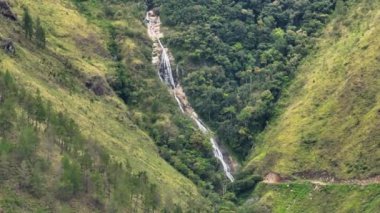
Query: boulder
85,75,112,96
264,172,282,184
0,0,17,21
1,38,15,54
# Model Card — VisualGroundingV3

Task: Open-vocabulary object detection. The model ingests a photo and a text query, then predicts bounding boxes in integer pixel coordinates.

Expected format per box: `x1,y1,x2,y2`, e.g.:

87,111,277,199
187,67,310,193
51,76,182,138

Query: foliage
22,7,47,48
0,71,163,212
35,18,46,48
245,0,380,179
1,0,214,210
73,0,228,196
228,175,262,197
240,182,380,213
155,0,336,158
0,0,214,211
22,7,33,40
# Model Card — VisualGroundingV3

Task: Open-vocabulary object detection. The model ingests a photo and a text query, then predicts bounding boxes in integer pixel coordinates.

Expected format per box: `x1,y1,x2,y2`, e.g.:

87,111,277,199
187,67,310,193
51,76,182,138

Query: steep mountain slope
0,0,209,211
155,0,336,159
240,0,380,212
246,0,380,180
1,0,379,211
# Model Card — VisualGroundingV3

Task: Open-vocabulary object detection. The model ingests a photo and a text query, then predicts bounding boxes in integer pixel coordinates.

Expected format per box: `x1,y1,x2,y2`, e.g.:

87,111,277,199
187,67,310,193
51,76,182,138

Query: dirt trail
264,175,380,186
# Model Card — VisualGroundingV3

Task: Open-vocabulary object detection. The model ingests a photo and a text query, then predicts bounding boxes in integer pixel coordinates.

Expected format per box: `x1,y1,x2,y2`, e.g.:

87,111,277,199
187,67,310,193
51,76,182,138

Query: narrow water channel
146,11,235,182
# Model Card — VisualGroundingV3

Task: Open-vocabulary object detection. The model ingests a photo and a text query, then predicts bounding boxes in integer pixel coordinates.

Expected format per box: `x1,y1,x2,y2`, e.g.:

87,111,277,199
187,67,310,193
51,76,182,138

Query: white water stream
146,12,234,182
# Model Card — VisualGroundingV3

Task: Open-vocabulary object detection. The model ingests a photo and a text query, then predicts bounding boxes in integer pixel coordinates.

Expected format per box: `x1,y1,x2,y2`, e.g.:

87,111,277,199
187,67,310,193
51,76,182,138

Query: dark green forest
154,0,342,158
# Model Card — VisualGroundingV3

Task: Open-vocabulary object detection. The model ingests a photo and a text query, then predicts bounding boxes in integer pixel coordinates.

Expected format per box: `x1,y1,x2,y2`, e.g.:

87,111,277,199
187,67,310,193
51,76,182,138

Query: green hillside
156,0,336,159
1,0,379,212
245,0,380,180
241,182,380,213
0,0,210,211
240,1,380,212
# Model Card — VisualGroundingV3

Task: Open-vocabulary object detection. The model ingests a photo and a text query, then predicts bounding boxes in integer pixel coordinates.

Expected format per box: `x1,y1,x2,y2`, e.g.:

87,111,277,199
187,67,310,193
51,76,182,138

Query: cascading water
193,115,235,182
159,41,176,88
146,11,234,182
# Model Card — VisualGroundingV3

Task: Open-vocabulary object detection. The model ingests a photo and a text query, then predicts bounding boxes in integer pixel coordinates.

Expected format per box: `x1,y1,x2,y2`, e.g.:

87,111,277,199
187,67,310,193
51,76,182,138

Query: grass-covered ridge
0,0,210,211
246,0,380,180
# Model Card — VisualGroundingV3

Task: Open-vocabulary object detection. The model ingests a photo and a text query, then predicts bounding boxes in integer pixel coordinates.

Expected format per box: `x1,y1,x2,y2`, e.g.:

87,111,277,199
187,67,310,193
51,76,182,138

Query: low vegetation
240,182,380,213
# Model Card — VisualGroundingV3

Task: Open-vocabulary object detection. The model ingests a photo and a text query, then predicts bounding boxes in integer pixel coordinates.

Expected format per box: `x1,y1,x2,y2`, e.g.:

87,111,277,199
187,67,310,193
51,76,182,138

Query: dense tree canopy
155,0,337,158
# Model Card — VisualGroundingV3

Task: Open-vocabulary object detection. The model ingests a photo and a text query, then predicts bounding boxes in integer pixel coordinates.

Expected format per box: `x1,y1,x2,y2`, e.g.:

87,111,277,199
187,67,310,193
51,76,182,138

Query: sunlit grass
246,1,380,179
0,0,204,208
243,182,380,213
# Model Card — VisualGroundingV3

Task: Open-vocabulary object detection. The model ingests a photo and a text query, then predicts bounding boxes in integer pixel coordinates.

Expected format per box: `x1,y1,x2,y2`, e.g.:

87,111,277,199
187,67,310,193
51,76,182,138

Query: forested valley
155,0,338,158
0,0,379,212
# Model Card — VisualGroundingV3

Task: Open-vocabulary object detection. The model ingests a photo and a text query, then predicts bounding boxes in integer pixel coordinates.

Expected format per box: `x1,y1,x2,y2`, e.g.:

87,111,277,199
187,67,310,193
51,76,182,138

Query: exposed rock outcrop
0,0,17,21
1,38,15,54
85,75,112,96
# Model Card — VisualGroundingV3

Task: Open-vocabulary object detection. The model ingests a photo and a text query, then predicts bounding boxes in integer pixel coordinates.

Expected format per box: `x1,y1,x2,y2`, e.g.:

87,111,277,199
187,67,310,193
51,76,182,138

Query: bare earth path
264,175,380,186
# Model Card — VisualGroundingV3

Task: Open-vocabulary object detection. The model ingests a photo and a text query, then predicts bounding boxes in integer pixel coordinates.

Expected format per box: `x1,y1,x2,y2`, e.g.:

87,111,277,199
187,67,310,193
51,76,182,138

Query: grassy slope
241,182,380,213
0,0,205,209
246,0,380,180
240,1,380,212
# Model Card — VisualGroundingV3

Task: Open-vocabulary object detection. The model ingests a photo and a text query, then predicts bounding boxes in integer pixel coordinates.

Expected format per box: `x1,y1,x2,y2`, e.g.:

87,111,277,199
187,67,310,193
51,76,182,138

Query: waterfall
146,12,234,182
159,43,176,88
174,95,185,113
192,114,235,182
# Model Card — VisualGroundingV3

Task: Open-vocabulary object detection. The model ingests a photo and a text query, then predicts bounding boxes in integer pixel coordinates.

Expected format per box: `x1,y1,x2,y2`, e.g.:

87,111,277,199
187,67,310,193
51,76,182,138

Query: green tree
18,126,39,160
335,0,347,15
0,153,10,181
58,156,83,200
144,184,160,212
146,0,154,11
29,166,45,197
35,18,46,48
0,99,16,136
22,7,33,40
